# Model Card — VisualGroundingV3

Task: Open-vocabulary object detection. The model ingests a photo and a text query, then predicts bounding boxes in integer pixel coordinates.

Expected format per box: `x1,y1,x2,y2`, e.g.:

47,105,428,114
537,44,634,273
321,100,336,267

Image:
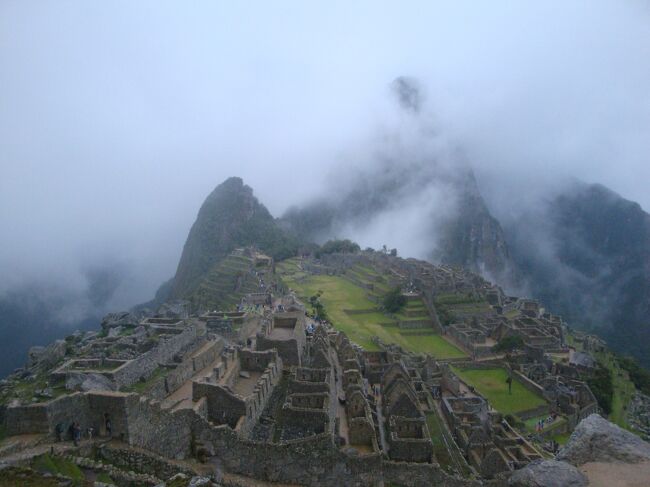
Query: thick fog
2,1,650,320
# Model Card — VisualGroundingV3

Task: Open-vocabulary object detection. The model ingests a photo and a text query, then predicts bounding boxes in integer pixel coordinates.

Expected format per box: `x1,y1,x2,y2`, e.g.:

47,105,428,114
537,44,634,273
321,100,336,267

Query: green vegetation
591,349,635,428
95,472,114,483
0,466,72,487
118,326,136,337
190,253,261,311
382,287,407,313
308,291,328,321
171,177,301,300
398,333,467,358
434,292,491,326
314,239,360,258
124,366,169,394
493,335,524,353
504,309,520,319
2,374,67,405
32,453,84,481
563,331,634,429
617,355,650,395
551,432,572,445
452,367,546,416
426,411,472,476
434,292,485,305
278,258,466,358
587,365,614,415
521,414,566,435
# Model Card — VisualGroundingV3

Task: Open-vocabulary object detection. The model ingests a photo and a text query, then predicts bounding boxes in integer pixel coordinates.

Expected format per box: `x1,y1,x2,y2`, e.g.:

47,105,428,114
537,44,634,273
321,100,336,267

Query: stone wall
4,388,481,487
193,382,246,428
398,319,434,329
111,322,206,388
97,444,195,480
4,402,49,435
348,416,376,447
256,334,302,366
125,395,194,459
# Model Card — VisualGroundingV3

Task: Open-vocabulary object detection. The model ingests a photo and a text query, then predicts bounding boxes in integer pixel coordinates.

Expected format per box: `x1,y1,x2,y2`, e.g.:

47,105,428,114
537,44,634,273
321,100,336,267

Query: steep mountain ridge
282,166,514,281
507,181,650,366
432,171,513,281
170,177,299,300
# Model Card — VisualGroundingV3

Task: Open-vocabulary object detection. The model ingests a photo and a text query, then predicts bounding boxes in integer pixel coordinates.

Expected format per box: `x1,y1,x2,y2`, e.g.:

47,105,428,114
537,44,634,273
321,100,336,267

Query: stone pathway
375,392,389,455
161,353,224,411
331,348,350,443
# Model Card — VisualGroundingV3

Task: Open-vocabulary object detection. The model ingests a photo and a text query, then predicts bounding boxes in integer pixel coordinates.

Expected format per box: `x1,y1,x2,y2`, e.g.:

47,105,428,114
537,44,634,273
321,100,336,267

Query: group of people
534,413,558,432
54,413,112,446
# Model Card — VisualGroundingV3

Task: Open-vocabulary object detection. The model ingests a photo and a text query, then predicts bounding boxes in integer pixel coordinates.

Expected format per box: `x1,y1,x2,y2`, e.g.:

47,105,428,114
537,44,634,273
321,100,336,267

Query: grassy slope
595,349,636,430
565,332,635,430
453,367,546,416
277,258,465,358
32,454,84,480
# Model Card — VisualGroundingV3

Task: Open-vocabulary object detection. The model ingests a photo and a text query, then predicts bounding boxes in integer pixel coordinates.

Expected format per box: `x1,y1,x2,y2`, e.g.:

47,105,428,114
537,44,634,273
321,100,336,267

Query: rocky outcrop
433,170,514,281
101,311,139,331
65,373,115,392
508,459,587,487
557,413,650,465
27,340,66,369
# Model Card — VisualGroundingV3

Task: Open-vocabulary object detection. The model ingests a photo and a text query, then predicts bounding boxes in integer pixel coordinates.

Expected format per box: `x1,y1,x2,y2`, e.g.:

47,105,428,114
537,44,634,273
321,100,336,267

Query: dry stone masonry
2,248,649,486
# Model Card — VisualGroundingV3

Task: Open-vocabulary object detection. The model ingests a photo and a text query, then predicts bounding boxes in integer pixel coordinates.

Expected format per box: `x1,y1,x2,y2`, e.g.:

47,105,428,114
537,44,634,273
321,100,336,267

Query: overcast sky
1,1,650,311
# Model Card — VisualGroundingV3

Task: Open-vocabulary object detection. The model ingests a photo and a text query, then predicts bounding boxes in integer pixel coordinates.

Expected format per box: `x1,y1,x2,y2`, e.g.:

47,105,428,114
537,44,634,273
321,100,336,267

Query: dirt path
579,461,650,487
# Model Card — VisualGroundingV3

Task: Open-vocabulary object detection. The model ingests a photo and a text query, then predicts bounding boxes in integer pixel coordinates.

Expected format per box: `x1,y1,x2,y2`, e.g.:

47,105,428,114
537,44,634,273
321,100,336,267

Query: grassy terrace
32,454,84,482
564,330,635,431
426,411,472,476
277,258,466,358
452,367,546,416
124,366,169,394
594,349,636,430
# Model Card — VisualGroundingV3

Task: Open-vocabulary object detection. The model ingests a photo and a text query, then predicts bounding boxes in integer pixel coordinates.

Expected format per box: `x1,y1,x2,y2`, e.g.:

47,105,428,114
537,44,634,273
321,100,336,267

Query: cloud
1,0,650,319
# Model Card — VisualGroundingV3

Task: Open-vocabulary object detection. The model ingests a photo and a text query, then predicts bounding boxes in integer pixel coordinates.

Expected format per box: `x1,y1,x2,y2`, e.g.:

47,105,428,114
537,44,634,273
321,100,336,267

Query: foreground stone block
557,413,650,465
508,459,587,487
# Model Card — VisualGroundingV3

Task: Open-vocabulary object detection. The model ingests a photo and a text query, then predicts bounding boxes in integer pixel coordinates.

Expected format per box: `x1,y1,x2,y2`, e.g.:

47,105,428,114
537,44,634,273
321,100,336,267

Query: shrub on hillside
382,287,407,314
587,365,614,415
616,355,650,395
494,335,524,353
314,239,360,258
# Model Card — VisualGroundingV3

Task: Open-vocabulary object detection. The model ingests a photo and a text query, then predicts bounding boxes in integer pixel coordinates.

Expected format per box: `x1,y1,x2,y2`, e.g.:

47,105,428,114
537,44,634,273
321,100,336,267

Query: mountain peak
170,177,297,300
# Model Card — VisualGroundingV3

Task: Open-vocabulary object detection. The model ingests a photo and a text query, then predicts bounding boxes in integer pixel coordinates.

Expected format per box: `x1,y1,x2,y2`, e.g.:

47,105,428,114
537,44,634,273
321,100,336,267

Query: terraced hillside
276,258,466,359
434,292,492,326
189,251,263,311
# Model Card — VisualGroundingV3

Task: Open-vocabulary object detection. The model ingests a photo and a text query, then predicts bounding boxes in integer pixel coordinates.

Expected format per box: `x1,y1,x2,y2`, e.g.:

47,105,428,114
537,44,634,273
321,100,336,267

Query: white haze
1,1,650,319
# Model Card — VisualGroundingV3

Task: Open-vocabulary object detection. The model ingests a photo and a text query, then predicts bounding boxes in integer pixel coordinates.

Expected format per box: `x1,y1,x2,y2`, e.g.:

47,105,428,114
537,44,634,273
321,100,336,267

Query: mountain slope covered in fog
282,166,514,283
506,182,650,366
284,168,650,367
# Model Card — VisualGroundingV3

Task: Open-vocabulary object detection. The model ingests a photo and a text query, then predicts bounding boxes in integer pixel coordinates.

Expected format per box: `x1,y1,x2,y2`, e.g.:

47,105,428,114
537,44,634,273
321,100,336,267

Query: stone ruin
0,249,629,486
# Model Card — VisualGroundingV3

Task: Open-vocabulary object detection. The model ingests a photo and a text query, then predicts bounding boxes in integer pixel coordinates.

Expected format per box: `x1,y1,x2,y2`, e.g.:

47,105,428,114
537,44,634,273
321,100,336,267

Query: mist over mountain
504,182,650,366
0,262,128,376
3,2,650,378
282,77,514,283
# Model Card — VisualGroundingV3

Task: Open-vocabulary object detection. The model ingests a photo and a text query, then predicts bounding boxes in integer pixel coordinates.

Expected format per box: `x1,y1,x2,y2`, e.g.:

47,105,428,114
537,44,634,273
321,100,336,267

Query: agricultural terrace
276,258,466,359
452,367,547,416
434,292,492,326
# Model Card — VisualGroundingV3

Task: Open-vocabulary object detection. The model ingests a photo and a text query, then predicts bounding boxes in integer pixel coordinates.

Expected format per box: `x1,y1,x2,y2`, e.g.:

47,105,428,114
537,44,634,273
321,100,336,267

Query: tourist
104,413,112,437
87,426,94,440
72,422,81,446
55,422,64,442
